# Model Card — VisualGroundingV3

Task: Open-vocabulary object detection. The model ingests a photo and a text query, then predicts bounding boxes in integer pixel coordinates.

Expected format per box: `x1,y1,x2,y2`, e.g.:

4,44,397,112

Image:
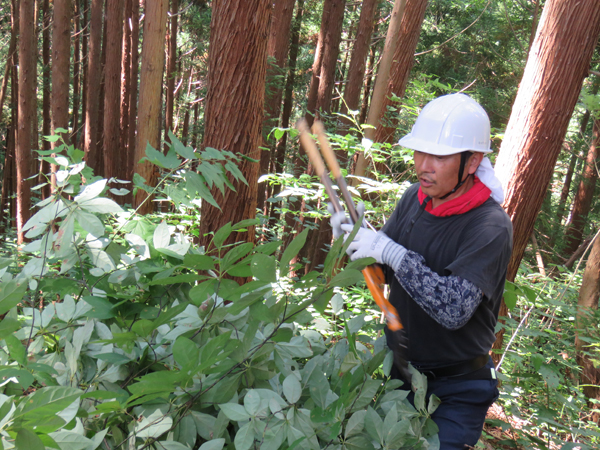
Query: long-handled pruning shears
296,119,412,383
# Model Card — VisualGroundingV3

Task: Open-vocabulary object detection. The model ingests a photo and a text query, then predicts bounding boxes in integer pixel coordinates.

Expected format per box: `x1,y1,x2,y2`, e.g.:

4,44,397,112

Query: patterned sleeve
395,250,483,330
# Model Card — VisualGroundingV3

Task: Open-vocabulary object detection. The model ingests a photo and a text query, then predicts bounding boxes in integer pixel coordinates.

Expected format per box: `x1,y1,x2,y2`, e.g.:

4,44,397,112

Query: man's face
413,151,483,206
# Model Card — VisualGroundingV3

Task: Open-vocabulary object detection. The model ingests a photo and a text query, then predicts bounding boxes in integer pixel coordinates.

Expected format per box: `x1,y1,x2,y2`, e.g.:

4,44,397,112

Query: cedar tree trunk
84,0,104,172
103,0,124,182
198,0,271,249
493,0,600,358
16,0,36,243
133,0,169,213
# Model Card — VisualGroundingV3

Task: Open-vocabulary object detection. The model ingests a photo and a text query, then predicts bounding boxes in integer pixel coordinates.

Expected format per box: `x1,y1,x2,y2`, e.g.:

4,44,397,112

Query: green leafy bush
0,141,439,449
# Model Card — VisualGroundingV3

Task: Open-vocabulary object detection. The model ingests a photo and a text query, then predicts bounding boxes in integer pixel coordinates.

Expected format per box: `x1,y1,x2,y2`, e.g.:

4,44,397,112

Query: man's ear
467,152,485,175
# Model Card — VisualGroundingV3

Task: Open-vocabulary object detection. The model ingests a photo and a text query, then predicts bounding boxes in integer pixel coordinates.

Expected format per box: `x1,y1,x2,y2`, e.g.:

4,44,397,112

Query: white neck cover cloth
475,157,504,204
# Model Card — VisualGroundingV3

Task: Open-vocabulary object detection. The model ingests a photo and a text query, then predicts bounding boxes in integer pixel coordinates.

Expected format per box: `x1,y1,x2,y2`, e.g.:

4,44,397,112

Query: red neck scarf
417,176,491,217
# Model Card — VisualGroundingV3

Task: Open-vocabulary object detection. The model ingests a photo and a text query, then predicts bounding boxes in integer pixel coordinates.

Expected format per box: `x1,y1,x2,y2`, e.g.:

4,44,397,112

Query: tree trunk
127,0,141,189
72,0,81,146
358,39,376,126
17,0,36,243
119,0,133,161
78,0,88,150
40,0,51,197
492,0,600,359
84,0,104,172
0,0,17,126
575,231,600,403
353,0,408,180
133,0,168,213
51,0,71,140
305,0,335,126
198,0,271,250
556,143,578,227
373,0,429,145
563,118,600,255
103,0,124,182
256,0,296,211
338,0,378,130
165,0,178,146
314,0,346,119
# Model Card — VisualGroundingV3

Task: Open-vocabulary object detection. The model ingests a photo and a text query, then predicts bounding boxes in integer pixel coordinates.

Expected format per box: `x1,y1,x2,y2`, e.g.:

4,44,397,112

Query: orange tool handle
362,265,403,331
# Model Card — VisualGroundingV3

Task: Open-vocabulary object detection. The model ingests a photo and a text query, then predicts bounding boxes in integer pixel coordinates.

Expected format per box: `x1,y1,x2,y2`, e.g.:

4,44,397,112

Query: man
332,93,513,449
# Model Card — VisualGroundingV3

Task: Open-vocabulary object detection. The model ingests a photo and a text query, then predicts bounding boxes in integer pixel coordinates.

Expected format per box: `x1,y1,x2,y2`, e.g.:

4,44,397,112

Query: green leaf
251,253,277,283
131,319,155,337
234,421,255,450
13,386,82,425
218,403,250,421
78,197,124,214
15,428,45,450
212,223,232,248
95,353,131,365
0,279,28,316
330,269,361,287
154,441,191,450
365,406,384,444
282,374,302,404
153,221,171,249
149,273,209,286
169,130,197,160
279,228,309,277
182,254,216,270
189,280,217,306
0,367,34,389
221,242,254,272
185,171,220,210
345,410,366,439
199,161,226,194
346,315,365,335
198,438,226,450
173,336,199,369
144,142,180,169
5,335,26,366
135,409,173,438
0,318,20,339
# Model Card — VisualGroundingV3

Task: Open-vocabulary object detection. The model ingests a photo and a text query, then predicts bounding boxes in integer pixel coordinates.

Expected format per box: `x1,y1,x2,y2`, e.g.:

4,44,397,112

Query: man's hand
328,202,365,239
341,225,408,272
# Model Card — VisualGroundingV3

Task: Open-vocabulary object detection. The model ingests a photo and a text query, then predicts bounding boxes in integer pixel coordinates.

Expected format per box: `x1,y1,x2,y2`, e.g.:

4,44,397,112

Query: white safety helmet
398,93,492,155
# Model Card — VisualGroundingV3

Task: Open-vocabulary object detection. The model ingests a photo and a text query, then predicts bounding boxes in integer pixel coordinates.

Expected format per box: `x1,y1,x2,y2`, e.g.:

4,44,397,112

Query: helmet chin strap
439,151,473,200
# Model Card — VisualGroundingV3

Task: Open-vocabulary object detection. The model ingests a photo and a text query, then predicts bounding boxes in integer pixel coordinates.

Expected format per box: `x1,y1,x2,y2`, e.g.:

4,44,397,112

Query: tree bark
198,0,271,250
79,0,88,150
353,0,408,180
305,0,334,126
314,0,346,119
338,0,378,129
493,0,600,358
575,230,600,403
84,0,104,172
103,0,124,182
373,0,429,145
127,0,141,189
256,0,296,211
17,0,36,243
165,0,178,146
133,0,168,213
51,0,72,140
270,0,304,223
0,0,18,126
72,0,81,146
563,118,600,255
119,0,133,160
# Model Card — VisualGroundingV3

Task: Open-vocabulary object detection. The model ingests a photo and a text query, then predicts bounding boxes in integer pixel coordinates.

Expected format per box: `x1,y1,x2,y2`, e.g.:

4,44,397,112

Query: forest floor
481,403,530,449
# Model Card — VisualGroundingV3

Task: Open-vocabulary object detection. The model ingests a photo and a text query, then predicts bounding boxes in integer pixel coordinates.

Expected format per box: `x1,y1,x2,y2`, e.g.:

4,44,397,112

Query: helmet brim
398,133,493,155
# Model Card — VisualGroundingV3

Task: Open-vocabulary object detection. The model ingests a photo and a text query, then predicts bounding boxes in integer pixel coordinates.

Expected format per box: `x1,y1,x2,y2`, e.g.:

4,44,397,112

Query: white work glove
340,225,407,272
328,202,366,239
